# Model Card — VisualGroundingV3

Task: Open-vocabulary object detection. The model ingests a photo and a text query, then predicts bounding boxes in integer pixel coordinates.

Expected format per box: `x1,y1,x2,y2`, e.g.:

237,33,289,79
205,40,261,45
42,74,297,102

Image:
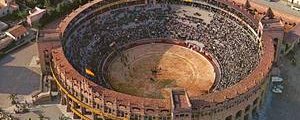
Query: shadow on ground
0,66,40,95
0,43,40,95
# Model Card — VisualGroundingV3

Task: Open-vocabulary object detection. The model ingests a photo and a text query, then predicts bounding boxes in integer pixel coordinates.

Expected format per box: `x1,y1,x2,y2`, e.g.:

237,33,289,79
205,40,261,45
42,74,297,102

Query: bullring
39,0,275,120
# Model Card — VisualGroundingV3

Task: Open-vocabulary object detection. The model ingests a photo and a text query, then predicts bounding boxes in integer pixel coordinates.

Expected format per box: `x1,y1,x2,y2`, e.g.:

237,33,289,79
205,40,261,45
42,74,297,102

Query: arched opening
273,38,279,49
245,105,251,113
259,99,263,108
225,115,232,120
235,110,242,119
252,106,258,117
244,114,249,120
253,98,258,105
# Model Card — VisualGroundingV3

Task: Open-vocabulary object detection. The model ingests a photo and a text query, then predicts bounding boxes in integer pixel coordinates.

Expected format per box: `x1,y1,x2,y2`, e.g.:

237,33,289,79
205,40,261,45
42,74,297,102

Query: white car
272,86,282,94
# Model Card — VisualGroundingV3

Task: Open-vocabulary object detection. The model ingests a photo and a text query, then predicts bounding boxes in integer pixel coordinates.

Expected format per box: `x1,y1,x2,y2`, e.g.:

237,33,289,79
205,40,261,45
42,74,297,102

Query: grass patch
1,10,28,21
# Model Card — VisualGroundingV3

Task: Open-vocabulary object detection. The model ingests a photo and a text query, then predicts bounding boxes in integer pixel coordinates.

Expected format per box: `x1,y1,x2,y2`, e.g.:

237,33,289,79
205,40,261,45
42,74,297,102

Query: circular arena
45,0,274,120
107,42,216,98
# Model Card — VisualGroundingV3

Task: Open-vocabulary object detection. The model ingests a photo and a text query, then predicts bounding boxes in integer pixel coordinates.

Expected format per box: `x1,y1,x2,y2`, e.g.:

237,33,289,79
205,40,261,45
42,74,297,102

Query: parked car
272,85,283,94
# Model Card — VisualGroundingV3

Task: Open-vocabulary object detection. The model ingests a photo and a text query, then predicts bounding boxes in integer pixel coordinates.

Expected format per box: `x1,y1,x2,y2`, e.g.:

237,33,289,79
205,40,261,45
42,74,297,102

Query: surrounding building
5,25,29,40
27,7,46,26
288,0,300,5
287,0,300,10
0,36,13,50
260,7,285,64
284,24,300,53
0,0,19,17
0,21,8,31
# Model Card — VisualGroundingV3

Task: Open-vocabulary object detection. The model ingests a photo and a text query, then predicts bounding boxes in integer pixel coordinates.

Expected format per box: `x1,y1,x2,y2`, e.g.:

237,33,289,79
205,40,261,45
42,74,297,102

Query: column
81,107,87,115
66,98,71,112
60,94,67,105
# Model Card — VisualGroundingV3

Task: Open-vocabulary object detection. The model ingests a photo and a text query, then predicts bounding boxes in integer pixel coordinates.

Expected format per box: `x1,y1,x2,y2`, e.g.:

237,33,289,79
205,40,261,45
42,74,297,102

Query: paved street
265,46,300,120
0,43,40,108
0,43,67,119
251,0,300,18
13,101,68,120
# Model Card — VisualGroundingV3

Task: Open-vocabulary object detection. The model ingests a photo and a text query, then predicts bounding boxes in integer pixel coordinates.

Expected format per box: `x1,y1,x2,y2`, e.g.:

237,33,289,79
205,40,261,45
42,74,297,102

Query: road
264,46,300,120
0,42,40,107
251,0,300,18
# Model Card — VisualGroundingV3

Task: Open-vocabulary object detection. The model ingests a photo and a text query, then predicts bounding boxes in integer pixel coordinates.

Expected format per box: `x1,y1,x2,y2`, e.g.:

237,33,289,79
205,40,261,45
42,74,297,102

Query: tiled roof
7,25,28,38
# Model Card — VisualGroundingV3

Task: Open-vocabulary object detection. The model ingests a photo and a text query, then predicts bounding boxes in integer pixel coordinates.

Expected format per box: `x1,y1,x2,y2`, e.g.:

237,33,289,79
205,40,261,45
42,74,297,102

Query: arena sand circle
107,43,216,99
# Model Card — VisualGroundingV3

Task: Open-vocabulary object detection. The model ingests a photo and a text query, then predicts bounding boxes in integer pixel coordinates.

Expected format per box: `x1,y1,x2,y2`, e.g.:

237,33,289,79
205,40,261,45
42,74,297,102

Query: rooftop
284,23,300,44
0,21,8,31
6,25,28,38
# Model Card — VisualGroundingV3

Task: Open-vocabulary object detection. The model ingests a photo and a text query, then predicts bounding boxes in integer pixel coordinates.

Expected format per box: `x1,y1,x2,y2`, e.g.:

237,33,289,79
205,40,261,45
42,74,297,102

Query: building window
235,110,242,119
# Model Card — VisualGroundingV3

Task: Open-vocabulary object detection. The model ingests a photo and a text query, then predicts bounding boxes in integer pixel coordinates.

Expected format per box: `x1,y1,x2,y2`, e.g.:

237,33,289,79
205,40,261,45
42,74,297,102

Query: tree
0,108,14,120
44,0,51,7
16,10,28,19
59,114,71,120
0,107,4,118
25,0,39,8
56,3,63,13
8,93,18,105
38,113,45,120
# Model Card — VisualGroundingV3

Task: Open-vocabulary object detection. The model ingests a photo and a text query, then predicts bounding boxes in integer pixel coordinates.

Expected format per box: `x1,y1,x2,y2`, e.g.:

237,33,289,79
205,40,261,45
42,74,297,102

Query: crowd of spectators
64,3,261,90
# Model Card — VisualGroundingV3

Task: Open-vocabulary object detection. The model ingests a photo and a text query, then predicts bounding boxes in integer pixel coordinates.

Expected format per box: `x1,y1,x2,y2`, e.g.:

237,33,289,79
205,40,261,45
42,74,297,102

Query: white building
288,0,300,5
288,0,300,11
0,0,19,17
27,7,46,26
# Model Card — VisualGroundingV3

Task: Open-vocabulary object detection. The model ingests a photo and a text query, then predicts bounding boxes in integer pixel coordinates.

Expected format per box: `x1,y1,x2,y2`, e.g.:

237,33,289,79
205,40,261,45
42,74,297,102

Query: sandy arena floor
107,43,216,98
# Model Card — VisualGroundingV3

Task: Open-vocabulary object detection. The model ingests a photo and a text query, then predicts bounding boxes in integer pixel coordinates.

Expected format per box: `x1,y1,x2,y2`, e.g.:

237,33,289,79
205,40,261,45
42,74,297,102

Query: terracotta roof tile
7,25,28,38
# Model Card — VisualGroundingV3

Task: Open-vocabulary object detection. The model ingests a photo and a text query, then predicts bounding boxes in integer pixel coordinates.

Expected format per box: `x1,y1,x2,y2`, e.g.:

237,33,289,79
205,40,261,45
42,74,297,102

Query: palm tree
0,108,13,120
36,112,50,120
0,107,4,119
8,93,18,105
38,113,45,120
59,114,71,120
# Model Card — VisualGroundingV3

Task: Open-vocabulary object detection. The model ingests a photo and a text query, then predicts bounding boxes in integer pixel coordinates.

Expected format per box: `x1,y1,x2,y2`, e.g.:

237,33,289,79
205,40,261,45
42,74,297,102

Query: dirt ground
107,43,216,98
